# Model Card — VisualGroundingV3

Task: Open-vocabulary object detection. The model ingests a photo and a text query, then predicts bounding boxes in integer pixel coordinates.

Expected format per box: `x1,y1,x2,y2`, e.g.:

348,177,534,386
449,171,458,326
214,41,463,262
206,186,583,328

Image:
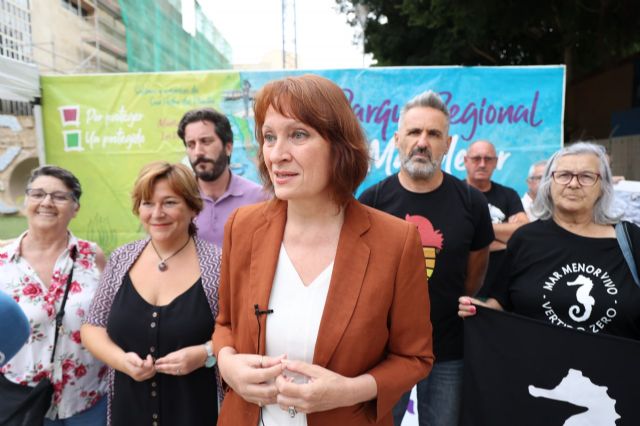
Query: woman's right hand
121,352,156,382
458,296,481,318
217,347,283,407
459,296,503,318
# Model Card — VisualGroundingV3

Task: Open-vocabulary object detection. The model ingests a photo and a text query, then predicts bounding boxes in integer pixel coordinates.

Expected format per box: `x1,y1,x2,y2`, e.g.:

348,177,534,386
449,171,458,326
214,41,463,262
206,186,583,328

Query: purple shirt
195,173,269,248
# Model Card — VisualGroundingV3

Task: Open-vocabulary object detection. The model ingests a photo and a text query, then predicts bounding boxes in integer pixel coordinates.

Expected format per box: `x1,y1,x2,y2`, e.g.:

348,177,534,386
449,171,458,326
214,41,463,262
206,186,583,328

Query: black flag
462,306,640,426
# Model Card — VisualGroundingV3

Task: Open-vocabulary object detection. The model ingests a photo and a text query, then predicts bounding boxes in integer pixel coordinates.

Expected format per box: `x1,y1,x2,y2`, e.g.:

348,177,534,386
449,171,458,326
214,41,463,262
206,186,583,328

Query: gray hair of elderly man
531,142,620,225
527,160,547,178
398,90,450,129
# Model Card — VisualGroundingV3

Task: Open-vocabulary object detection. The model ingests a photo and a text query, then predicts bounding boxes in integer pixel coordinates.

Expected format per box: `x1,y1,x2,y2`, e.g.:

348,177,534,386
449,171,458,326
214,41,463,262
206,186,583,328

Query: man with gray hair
522,160,547,220
359,90,494,426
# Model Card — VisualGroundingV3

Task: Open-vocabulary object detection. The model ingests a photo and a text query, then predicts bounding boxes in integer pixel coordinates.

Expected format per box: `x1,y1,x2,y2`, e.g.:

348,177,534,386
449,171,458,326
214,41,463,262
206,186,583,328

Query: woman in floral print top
0,166,108,425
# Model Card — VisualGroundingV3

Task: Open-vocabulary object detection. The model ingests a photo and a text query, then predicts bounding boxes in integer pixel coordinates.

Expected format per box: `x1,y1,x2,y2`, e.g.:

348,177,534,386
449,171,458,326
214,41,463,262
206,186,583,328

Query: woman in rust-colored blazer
212,74,434,426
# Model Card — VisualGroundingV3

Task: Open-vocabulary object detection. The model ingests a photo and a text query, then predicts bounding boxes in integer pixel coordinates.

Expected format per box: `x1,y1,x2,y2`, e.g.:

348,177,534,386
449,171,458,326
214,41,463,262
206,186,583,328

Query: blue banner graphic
230,66,565,197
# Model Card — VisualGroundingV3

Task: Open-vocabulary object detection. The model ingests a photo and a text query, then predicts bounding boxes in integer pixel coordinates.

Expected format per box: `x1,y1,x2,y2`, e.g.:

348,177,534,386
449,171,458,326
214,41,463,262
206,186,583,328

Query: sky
198,0,372,69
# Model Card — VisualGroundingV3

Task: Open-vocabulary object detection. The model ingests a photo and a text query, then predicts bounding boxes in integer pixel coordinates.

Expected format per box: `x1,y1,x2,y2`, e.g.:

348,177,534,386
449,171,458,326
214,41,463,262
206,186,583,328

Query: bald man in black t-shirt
464,140,529,297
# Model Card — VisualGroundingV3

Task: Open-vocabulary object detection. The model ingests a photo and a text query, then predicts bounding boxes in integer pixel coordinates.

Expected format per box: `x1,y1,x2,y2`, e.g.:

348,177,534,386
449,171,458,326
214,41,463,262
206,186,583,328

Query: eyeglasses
527,175,542,181
551,171,601,186
467,156,497,164
25,188,75,204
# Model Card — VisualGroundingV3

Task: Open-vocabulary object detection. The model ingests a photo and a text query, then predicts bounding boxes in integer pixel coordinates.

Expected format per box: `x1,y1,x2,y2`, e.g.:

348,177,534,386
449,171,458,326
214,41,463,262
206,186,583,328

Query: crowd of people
1,73,638,426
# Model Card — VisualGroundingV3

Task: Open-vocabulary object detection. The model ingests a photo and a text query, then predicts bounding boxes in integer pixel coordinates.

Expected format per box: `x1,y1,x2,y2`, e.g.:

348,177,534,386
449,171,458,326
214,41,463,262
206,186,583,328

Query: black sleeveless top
107,274,217,426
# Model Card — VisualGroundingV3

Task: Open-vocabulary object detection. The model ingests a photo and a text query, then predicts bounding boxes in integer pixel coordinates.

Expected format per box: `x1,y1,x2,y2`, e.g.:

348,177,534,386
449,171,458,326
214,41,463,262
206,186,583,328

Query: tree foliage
336,0,640,81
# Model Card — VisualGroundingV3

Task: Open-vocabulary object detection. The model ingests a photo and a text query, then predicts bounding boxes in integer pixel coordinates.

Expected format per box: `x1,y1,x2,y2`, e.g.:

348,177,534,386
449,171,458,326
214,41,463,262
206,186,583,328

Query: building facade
0,0,232,217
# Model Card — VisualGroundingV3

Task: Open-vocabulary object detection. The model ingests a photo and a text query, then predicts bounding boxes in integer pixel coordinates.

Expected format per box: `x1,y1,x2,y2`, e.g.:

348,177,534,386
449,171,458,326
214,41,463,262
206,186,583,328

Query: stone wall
0,115,39,215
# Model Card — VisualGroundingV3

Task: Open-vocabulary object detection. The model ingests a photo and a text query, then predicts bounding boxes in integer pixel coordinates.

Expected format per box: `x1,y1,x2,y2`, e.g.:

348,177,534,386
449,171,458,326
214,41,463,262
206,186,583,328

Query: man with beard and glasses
359,90,493,426
463,140,528,298
178,108,269,248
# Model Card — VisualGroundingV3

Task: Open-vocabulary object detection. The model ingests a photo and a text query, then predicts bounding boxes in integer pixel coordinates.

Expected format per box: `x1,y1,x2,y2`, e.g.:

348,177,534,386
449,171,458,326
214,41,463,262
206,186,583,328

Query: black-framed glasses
25,188,75,204
467,156,497,164
527,175,543,182
551,171,601,186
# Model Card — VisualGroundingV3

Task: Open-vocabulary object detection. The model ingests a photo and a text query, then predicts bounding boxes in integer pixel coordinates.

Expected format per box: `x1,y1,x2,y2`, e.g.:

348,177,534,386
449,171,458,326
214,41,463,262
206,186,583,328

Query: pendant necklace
150,237,191,272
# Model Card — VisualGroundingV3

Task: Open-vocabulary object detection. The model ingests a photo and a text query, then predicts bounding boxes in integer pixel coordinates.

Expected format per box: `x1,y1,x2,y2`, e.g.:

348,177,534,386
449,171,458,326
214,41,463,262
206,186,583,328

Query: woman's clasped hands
275,359,356,414
120,345,208,381
217,348,283,407
218,348,355,414
120,352,156,382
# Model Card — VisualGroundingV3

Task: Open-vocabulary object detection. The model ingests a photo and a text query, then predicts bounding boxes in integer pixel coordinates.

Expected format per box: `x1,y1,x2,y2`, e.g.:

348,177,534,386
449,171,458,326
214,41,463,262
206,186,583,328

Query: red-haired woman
213,74,434,426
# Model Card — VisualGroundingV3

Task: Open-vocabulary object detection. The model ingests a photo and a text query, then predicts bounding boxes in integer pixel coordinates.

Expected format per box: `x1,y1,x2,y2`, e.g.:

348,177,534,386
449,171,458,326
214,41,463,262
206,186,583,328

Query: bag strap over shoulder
615,222,640,288
51,246,77,363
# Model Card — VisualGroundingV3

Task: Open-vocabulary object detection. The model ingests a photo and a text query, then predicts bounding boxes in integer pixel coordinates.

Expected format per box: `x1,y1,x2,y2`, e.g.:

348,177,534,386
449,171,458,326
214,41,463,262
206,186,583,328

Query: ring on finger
288,406,297,418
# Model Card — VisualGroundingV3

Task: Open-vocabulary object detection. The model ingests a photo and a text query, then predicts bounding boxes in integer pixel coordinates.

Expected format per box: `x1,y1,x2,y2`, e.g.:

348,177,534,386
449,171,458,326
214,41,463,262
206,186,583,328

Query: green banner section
41,71,241,253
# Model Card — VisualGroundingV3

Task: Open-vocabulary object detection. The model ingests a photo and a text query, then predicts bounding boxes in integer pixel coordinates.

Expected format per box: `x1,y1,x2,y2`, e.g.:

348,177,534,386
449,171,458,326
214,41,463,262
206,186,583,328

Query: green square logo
63,130,82,151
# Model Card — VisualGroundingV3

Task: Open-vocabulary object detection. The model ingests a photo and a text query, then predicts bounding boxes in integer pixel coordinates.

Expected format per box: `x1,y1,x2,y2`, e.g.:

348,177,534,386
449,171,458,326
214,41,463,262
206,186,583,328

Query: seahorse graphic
566,274,595,322
529,368,619,426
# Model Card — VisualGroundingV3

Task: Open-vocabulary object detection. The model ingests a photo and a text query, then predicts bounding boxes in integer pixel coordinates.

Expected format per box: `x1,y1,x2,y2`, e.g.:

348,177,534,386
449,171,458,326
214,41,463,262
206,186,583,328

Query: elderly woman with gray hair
459,142,640,340
0,165,108,425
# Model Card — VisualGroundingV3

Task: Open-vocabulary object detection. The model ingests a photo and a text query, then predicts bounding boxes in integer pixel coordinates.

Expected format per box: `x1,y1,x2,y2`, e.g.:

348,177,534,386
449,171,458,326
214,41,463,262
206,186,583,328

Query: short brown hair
131,162,203,235
28,165,82,203
253,74,370,206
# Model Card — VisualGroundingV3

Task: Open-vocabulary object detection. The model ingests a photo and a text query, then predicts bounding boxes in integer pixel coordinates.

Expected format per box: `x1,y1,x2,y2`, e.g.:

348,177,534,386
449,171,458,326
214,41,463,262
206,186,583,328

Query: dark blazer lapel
313,200,371,367
248,200,287,353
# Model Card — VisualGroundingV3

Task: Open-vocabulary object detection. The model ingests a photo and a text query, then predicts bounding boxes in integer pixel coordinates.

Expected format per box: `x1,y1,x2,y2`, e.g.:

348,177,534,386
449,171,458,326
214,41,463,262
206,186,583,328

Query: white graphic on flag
528,368,620,425
567,275,595,322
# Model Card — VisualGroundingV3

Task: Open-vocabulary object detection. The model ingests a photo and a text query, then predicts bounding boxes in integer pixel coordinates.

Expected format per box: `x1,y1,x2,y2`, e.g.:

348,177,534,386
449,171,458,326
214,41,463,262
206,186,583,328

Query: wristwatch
204,341,216,368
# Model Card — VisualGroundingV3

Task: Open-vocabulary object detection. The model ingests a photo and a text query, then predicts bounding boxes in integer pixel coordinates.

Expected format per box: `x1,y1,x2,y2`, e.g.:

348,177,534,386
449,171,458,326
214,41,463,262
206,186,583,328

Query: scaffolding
80,0,128,73
119,0,231,72
13,0,127,74
280,0,298,69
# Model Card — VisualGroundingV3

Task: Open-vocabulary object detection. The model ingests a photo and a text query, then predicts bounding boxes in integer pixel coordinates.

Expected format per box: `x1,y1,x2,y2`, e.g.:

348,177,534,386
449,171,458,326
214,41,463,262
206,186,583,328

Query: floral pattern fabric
0,232,108,419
